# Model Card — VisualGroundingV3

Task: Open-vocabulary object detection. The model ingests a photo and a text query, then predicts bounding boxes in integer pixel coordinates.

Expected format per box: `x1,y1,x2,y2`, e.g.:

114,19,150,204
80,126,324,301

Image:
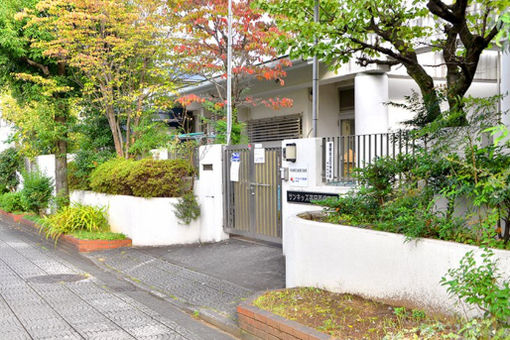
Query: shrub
90,158,194,198
126,159,194,197
173,192,201,224
20,171,53,214
441,248,510,328
68,161,90,191
42,204,109,240
0,147,21,193
89,158,135,195
0,192,24,213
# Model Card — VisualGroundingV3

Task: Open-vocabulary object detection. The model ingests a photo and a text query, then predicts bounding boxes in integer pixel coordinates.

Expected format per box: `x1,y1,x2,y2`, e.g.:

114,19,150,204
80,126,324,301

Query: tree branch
24,58,50,76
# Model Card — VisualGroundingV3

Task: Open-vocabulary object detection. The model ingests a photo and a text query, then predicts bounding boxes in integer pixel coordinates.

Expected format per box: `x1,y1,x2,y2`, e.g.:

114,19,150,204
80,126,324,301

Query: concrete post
501,52,510,128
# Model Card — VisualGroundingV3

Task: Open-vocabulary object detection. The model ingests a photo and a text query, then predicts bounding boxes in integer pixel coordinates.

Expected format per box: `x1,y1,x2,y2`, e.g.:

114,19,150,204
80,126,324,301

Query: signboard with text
287,191,339,204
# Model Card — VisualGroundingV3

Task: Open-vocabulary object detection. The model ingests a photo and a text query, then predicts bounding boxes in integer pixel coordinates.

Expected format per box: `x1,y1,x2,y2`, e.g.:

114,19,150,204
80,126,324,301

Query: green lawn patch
70,230,126,240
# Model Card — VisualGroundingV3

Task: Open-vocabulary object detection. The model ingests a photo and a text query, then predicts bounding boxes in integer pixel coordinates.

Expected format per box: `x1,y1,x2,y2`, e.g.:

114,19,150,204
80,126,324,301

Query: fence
322,131,423,184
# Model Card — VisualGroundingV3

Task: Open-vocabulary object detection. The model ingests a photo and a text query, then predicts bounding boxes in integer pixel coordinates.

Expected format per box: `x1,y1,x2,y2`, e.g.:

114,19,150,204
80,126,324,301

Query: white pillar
354,73,389,135
501,52,510,128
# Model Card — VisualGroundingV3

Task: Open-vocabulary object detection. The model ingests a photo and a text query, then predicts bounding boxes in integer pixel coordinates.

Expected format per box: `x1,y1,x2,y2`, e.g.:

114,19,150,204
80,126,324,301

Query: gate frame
223,142,283,244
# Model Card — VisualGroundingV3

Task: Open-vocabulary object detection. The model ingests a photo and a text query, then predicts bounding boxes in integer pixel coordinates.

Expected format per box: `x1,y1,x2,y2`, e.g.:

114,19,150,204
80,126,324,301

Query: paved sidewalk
85,239,285,333
0,220,234,340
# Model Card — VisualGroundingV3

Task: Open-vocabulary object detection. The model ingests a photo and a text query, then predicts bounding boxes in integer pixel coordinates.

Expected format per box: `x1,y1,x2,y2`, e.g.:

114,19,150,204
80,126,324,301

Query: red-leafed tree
176,0,293,115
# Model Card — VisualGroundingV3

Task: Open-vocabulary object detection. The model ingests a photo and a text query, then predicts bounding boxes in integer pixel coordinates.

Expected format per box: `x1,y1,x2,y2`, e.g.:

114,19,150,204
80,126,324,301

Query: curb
0,209,132,253
237,293,331,340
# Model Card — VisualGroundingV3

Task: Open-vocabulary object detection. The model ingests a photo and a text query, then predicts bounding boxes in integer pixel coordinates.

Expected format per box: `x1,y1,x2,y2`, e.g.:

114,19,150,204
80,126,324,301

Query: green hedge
89,158,194,198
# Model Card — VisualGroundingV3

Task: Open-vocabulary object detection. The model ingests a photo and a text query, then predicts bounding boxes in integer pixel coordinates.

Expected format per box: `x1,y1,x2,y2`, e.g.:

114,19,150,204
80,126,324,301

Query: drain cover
28,274,87,283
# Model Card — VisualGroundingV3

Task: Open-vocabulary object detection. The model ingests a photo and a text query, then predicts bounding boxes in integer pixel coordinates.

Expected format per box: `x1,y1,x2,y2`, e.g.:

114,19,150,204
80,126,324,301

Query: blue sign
231,152,240,162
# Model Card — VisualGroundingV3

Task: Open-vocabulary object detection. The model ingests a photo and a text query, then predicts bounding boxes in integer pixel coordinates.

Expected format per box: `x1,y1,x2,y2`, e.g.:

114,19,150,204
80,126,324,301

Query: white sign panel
230,152,240,182
254,146,265,164
325,141,334,181
289,167,308,186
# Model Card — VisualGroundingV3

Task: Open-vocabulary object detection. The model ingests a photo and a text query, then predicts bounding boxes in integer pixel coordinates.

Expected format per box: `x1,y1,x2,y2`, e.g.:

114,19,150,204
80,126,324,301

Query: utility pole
312,0,319,138
226,0,233,145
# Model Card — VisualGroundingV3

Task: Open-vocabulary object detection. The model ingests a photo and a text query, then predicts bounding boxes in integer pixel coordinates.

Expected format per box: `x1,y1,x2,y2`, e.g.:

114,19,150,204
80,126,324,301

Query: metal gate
224,142,282,243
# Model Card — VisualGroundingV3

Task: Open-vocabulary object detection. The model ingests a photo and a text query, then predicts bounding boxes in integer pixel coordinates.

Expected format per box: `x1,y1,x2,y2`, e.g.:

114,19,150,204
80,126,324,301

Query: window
339,88,355,112
247,114,302,143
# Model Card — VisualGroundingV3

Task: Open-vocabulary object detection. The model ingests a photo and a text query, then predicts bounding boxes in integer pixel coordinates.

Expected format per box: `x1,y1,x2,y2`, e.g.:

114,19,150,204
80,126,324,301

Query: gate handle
250,183,270,187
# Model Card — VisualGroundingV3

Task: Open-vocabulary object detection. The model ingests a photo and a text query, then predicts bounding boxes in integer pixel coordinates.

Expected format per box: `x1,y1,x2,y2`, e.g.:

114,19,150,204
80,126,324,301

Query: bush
0,147,21,193
90,158,135,195
126,159,194,197
0,192,24,213
20,171,53,214
90,158,194,198
42,203,109,240
173,192,201,224
441,248,510,328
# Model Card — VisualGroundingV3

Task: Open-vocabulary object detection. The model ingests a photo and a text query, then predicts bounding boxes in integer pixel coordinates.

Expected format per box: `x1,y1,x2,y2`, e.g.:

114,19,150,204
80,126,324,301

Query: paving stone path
86,248,253,331
85,240,285,333
0,221,233,340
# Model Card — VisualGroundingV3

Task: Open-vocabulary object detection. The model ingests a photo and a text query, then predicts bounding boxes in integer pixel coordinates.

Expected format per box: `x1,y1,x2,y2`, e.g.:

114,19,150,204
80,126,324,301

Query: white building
181,49,504,142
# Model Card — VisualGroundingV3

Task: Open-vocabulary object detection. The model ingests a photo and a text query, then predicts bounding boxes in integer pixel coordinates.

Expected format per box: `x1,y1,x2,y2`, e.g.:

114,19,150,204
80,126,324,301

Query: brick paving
0,221,233,340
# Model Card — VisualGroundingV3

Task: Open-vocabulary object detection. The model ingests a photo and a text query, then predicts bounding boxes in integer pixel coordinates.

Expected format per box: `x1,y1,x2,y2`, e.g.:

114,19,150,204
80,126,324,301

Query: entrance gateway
223,142,282,243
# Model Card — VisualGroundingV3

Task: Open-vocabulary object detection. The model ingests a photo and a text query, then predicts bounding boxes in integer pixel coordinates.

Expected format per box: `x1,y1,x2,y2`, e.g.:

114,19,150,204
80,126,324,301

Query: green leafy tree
28,0,182,158
0,0,78,204
259,0,508,125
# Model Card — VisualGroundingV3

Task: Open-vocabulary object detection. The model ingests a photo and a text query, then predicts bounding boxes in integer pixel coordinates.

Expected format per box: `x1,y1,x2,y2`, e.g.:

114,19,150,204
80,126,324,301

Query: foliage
70,230,125,241
0,0,80,204
0,192,24,213
41,203,109,240
316,96,510,249
125,159,194,198
173,192,201,225
89,158,135,196
0,147,22,193
26,0,181,159
20,170,53,214
128,118,173,158
90,158,194,198
175,0,292,139
259,0,508,125
201,101,247,145
441,248,510,327
69,111,116,190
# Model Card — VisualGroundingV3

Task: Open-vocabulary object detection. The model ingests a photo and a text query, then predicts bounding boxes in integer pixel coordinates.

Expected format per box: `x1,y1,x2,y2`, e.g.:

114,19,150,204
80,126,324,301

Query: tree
0,0,76,205
28,0,181,158
259,0,508,125
175,0,293,128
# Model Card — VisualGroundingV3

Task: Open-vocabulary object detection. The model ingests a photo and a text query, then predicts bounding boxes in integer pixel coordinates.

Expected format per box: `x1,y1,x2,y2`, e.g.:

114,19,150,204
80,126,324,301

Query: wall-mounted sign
325,141,334,181
230,152,240,182
287,191,339,205
288,167,308,186
254,145,265,164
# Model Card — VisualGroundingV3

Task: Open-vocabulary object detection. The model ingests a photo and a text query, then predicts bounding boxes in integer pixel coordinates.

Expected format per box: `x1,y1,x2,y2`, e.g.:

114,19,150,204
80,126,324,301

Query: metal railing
322,131,423,184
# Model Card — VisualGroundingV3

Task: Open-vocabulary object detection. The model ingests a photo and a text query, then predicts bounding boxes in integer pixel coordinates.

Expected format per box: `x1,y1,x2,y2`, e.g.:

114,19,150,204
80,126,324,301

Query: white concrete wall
0,119,13,153
281,138,351,254
194,144,229,242
71,144,228,246
71,191,202,246
33,154,76,194
285,214,510,317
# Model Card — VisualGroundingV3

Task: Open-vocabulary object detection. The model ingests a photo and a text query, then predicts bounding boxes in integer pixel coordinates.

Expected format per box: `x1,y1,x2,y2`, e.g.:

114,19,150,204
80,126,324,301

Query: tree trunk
54,63,69,208
404,61,441,125
106,107,124,158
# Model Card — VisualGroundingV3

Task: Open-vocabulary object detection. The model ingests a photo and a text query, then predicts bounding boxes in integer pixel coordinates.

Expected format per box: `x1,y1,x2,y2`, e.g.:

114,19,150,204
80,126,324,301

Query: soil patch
253,288,458,339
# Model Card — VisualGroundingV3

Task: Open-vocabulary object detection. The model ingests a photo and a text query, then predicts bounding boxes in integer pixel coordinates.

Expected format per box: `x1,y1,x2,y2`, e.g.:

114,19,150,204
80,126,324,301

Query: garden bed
0,209,131,252
240,288,457,340
284,213,510,317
